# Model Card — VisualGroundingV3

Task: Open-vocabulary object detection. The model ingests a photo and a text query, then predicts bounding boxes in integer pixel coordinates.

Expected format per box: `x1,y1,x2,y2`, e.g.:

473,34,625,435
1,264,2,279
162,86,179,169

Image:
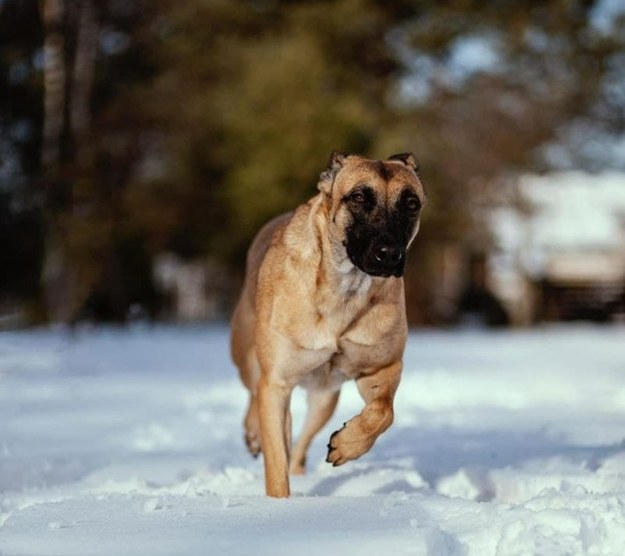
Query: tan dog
230,152,426,497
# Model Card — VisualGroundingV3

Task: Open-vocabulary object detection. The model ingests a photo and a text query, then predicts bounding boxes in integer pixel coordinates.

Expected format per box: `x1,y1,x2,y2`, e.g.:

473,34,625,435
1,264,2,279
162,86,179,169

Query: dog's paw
245,431,261,458
289,460,306,476
325,428,345,466
325,420,374,467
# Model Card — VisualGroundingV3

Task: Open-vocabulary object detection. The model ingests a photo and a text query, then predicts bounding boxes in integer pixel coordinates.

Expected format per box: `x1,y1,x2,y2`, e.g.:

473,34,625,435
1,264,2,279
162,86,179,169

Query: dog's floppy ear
388,152,419,173
318,151,350,195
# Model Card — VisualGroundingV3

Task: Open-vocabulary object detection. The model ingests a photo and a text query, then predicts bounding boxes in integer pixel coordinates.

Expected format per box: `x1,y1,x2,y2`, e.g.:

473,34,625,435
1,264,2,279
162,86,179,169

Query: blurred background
1,0,625,329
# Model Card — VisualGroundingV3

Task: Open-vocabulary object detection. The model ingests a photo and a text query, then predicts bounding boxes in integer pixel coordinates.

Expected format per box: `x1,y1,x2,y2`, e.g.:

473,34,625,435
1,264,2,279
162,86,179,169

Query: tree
1,0,623,325
375,0,625,322
35,0,162,322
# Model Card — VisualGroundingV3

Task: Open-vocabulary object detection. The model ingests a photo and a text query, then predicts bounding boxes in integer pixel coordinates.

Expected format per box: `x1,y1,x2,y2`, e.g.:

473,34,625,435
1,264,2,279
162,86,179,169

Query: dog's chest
302,312,399,380
304,283,386,357
316,288,404,376
285,265,401,375
293,283,368,352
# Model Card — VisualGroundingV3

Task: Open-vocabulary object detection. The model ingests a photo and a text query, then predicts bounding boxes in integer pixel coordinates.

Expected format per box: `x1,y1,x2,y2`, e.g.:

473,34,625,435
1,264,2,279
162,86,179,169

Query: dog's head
318,152,426,278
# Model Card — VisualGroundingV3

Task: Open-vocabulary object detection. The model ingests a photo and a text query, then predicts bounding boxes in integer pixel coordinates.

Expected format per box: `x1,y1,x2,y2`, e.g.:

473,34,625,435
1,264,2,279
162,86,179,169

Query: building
490,172,625,324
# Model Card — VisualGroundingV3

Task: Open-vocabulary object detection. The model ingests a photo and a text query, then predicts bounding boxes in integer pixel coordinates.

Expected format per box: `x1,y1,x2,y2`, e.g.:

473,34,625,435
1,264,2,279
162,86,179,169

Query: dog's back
230,211,293,389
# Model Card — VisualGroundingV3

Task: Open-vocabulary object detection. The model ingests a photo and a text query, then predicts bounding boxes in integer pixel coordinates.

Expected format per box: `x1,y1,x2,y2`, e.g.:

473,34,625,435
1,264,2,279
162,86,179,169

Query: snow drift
1,325,624,555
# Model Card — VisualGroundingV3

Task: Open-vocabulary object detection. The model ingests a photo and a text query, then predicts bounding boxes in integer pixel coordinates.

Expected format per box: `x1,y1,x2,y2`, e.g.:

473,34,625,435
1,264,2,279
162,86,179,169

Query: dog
230,152,426,497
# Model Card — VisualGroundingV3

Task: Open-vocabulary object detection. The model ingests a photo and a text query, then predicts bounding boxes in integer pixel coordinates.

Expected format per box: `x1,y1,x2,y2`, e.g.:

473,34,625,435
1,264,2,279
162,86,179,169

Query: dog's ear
318,151,350,195
388,152,419,173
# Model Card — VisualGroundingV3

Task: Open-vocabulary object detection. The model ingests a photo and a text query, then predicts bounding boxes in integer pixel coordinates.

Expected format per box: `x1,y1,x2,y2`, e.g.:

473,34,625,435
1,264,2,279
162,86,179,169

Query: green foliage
144,0,398,263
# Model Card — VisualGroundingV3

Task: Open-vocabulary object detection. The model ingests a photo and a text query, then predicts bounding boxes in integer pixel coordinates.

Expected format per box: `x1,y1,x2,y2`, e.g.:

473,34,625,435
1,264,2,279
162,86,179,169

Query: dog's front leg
258,375,292,497
326,361,401,466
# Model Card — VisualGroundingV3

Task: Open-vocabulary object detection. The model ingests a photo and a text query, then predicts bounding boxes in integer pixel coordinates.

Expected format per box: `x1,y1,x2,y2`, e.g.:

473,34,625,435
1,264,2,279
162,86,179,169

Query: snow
520,172,625,252
1,324,625,555
491,172,625,268
591,0,625,33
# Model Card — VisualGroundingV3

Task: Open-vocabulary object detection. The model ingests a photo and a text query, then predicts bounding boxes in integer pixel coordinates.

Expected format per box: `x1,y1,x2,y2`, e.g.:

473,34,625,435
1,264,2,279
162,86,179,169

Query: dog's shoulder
246,211,294,272
258,195,324,265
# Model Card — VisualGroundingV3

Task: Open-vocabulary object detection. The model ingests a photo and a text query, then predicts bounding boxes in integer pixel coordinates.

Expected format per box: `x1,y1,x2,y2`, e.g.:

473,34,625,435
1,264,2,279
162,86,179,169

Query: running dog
230,152,426,497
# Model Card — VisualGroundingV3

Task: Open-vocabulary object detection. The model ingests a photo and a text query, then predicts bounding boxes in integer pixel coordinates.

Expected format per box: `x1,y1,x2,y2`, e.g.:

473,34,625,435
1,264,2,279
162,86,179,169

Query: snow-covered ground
1,324,625,555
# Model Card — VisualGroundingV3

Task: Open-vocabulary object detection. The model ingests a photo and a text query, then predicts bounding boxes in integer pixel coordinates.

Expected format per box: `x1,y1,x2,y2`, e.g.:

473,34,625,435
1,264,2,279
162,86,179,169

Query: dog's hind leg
289,387,340,475
235,345,262,458
244,393,261,457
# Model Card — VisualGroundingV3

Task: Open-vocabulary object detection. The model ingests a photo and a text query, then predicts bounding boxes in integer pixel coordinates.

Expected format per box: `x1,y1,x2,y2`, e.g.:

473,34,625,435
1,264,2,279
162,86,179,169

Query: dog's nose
373,244,403,266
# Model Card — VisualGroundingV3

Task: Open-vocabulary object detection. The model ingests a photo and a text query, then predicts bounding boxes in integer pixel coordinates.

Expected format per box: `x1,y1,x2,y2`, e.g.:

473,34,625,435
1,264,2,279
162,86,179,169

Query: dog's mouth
362,265,405,278
357,260,405,279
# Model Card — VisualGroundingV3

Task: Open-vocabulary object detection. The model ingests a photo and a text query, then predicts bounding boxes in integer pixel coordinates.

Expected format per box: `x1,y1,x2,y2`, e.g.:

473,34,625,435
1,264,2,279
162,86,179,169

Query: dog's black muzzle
348,233,406,278
363,240,406,277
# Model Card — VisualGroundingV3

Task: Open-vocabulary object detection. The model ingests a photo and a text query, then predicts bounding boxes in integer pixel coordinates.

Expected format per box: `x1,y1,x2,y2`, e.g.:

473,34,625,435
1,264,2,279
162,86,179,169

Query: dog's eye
350,191,366,204
405,196,421,213
345,186,375,210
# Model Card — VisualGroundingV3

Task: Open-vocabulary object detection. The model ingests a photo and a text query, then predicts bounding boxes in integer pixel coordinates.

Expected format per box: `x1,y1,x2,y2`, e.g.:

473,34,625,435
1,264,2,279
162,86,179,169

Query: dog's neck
309,195,383,302
330,259,373,298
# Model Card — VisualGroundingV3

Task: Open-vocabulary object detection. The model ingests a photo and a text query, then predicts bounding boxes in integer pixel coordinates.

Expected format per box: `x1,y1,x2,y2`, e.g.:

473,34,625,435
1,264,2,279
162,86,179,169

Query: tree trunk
39,0,72,323
70,0,97,143
40,0,103,324
40,0,66,170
